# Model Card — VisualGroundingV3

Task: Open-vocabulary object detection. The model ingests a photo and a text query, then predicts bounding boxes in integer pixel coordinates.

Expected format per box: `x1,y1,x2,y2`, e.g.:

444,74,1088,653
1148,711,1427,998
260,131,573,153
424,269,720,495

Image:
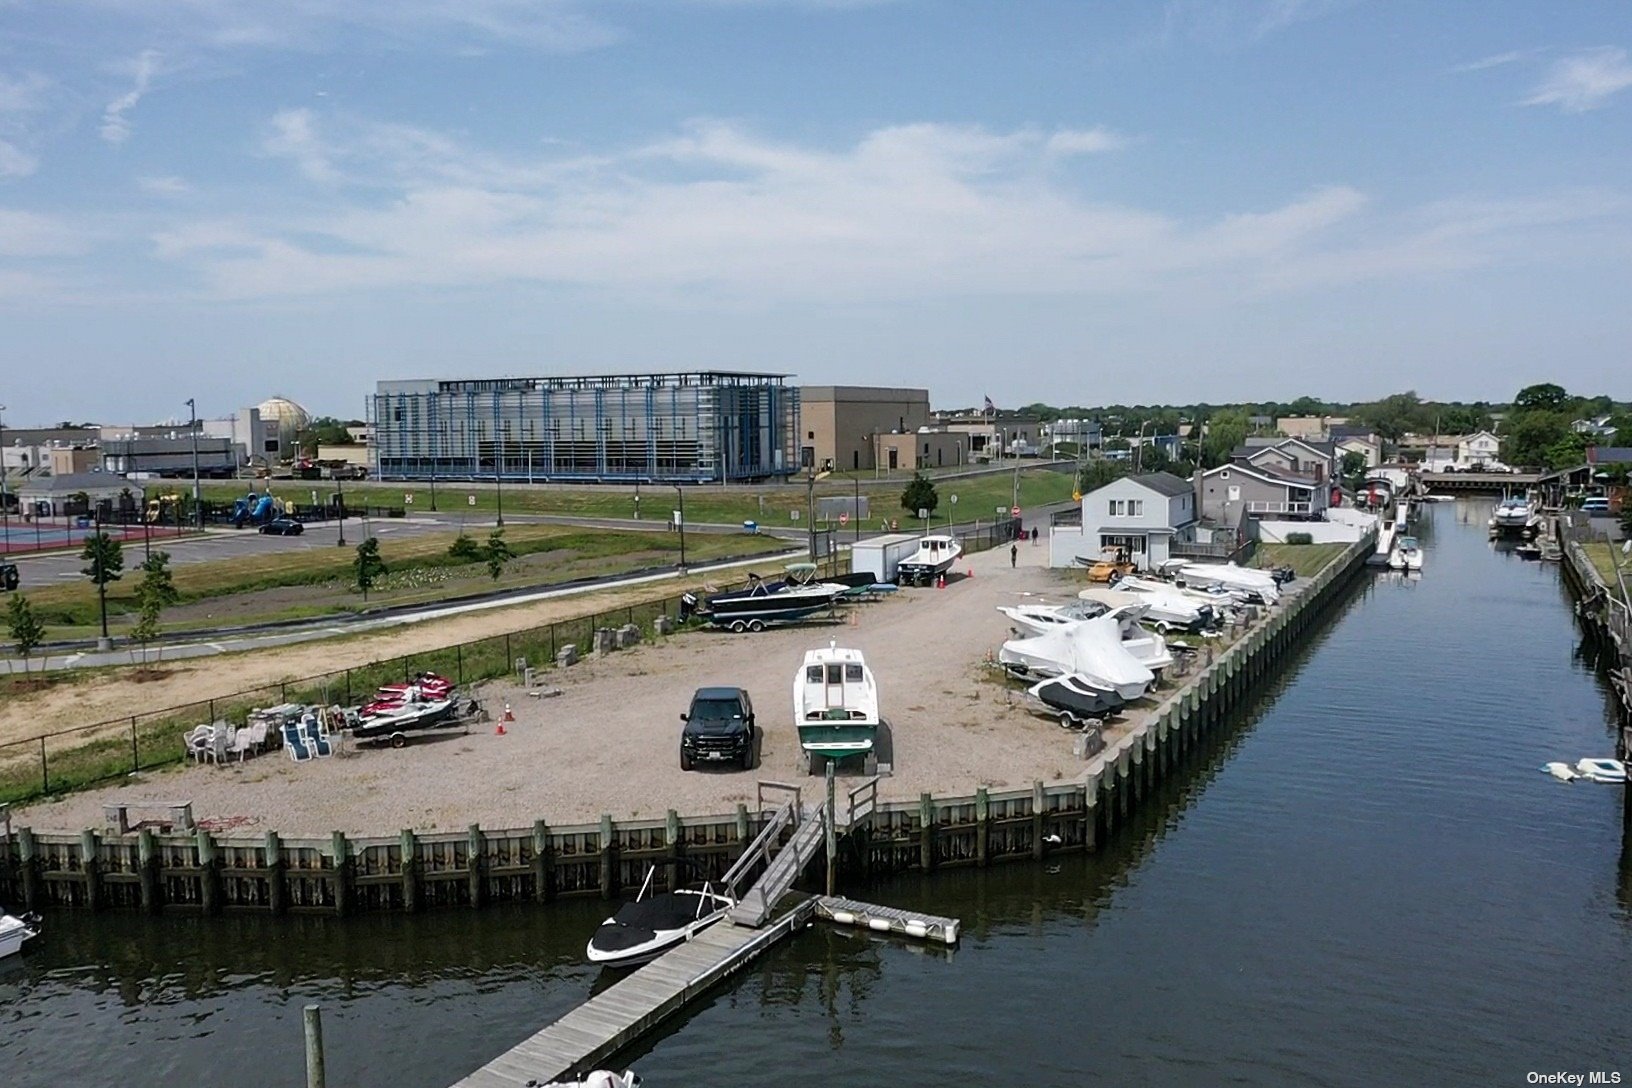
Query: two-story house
1456,430,1503,470
1049,472,1196,570
1234,437,1335,482
1197,461,1328,524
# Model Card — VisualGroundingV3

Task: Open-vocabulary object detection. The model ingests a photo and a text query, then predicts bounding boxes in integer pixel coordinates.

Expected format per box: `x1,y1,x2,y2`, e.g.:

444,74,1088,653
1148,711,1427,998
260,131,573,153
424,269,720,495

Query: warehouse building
797,386,931,472
371,371,799,483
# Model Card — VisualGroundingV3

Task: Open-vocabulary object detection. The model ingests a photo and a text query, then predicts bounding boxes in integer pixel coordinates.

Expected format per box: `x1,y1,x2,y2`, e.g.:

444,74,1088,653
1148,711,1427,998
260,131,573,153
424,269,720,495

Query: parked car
0,562,18,592
258,517,305,536
1580,497,1610,515
679,686,757,771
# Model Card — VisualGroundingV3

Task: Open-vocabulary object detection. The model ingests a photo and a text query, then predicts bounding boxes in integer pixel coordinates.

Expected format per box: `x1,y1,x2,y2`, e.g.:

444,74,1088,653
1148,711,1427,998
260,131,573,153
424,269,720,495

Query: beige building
874,430,972,473
48,446,101,475
798,386,931,472
1277,415,1349,441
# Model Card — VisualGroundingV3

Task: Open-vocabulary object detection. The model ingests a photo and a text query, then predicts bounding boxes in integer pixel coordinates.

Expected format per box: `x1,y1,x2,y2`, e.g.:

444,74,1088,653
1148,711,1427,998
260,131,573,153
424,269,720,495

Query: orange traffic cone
936,574,946,589
967,567,974,578
495,721,507,735
502,702,515,723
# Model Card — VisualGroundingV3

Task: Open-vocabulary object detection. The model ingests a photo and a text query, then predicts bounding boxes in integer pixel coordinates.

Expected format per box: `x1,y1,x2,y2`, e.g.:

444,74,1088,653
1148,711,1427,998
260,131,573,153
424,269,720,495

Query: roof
692,686,748,701
1202,461,1316,490
1587,446,1632,464
12,471,144,494
1127,471,1192,497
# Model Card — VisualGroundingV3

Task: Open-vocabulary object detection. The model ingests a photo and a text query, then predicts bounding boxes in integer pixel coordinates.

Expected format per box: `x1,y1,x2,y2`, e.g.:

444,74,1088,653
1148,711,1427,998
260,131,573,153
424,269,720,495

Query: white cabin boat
897,534,963,585
794,642,881,771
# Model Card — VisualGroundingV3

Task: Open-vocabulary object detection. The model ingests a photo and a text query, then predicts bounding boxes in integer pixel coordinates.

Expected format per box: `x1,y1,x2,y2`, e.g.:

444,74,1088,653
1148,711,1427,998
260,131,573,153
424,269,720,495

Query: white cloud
147,114,1626,306
0,72,52,115
0,208,90,256
0,72,50,177
1451,50,1526,74
1045,128,1127,156
100,49,161,145
1162,0,1352,47
1522,46,1632,113
138,174,194,195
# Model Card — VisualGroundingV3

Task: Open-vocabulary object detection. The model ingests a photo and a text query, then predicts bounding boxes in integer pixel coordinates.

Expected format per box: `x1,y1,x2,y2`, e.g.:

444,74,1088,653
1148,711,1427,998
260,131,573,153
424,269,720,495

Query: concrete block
555,644,579,667
652,615,676,637
593,628,617,656
617,623,642,649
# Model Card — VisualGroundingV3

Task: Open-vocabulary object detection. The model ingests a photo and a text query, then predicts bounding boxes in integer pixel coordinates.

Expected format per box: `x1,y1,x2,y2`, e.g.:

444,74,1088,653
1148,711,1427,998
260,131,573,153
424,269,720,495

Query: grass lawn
199,465,1073,529
1580,542,1632,602
13,525,791,634
1252,542,1349,579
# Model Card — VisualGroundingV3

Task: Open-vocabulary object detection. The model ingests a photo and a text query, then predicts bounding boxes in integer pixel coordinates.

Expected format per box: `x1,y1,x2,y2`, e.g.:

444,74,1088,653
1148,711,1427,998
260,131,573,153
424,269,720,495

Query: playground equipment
144,493,183,525
231,491,284,529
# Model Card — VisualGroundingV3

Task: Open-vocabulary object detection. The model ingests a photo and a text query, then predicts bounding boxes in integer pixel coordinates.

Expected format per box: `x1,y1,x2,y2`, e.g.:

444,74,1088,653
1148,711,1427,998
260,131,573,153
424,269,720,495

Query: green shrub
1285,532,1314,545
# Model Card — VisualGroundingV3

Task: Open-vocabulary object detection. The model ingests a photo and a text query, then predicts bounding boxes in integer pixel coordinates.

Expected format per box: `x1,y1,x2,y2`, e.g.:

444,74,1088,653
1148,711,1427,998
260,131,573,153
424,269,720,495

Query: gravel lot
18,536,1138,836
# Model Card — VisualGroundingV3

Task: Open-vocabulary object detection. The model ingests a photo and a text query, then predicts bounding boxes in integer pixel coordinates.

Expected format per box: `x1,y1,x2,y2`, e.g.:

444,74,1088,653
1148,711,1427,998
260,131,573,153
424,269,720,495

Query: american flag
983,395,996,415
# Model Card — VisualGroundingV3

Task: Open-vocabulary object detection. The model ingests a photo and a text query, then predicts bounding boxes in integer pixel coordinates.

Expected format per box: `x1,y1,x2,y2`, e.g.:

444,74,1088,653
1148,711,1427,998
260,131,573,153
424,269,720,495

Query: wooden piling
197,830,221,915
665,810,683,890
466,824,485,909
1030,781,1046,860
80,828,102,911
918,793,935,872
303,1004,327,1088
532,819,554,902
400,830,420,913
598,814,617,900
137,828,161,914
264,830,287,916
974,787,990,867
1081,780,1097,853
17,827,38,911
329,831,351,917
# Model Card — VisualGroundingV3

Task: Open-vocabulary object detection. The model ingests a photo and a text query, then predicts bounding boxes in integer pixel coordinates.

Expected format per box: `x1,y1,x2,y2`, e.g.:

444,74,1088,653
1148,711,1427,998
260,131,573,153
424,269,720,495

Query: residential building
1456,430,1503,469
1333,429,1383,469
371,371,799,483
1048,471,1197,570
798,386,931,472
1236,437,1335,482
1198,462,1328,524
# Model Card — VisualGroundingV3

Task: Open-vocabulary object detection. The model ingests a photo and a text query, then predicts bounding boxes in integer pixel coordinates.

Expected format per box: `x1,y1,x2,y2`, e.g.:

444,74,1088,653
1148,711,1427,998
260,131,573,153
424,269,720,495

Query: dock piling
303,1004,327,1088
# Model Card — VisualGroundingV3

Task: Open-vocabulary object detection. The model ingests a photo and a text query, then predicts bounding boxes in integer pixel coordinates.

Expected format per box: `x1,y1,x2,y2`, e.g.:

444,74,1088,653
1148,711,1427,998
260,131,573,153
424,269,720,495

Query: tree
354,537,387,599
900,472,938,518
1501,411,1569,469
1514,383,1569,413
483,528,515,581
1621,502,1632,541
1200,410,1249,468
81,528,124,643
6,594,45,674
1076,458,1131,495
1339,451,1367,483
1351,391,1426,443
447,534,482,562
130,551,179,665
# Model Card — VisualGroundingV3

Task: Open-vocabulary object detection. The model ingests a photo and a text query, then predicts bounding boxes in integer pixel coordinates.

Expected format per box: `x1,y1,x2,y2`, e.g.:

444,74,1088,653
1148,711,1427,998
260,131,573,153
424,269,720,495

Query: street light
428,421,439,512
674,484,687,572
335,473,347,547
853,474,861,543
494,432,505,528
0,403,9,549
807,469,831,562
186,398,202,530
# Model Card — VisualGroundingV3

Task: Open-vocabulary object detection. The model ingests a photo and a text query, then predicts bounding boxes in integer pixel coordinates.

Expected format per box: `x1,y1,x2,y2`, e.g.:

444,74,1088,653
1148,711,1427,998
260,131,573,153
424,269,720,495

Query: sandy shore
17,537,1117,835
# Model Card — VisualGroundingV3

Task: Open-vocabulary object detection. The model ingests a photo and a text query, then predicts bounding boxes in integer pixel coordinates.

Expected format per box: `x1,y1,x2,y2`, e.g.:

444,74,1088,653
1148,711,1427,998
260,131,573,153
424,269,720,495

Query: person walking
1010,542,1018,568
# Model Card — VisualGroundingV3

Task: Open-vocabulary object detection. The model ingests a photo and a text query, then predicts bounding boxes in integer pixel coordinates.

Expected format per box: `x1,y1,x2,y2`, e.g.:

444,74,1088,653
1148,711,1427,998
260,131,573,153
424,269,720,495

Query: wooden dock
815,895,960,945
454,903,815,1087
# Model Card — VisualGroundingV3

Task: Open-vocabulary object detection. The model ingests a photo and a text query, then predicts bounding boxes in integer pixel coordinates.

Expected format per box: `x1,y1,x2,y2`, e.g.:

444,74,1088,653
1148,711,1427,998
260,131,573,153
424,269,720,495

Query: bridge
1420,471,1540,493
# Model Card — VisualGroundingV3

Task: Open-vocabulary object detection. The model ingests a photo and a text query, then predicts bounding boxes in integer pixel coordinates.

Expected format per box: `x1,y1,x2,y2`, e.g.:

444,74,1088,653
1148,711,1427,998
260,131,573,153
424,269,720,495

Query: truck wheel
730,619,747,634
680,750,693,771
740,746,756,771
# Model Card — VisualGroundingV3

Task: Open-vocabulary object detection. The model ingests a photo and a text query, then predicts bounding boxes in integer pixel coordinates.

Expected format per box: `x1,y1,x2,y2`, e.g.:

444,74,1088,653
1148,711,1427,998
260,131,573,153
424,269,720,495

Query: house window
1220,470,1230,479
1108,499,1124,516
1129,499,1143,517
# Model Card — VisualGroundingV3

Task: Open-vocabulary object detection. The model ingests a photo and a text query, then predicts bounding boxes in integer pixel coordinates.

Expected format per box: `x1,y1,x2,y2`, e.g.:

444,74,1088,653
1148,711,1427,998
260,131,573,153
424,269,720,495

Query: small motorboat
794,642,881,774
896,533,964,586
1541,762,1579,782
543,1072,642,1088
1,907,42,961
586,867,735,968
1027,674,1125,728
1574,758,1628,784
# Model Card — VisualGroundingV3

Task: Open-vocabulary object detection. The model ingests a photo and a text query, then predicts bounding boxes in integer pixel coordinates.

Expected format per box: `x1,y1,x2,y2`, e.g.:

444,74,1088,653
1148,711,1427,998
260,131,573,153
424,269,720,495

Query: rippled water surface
5,503,1630,1087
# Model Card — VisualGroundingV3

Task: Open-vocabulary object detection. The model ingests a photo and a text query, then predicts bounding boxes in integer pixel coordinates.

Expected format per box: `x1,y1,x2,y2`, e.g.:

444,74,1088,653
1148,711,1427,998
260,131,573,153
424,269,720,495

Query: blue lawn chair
301,715,332,758
282,722,312,762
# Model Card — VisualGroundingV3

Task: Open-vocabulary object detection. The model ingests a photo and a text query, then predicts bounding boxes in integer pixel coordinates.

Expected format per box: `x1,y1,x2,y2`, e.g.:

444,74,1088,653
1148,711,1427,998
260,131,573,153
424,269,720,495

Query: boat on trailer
794,641,881,773
1027,674,1125,728
897,534,963,585
585,865,735,968
701,574,839,633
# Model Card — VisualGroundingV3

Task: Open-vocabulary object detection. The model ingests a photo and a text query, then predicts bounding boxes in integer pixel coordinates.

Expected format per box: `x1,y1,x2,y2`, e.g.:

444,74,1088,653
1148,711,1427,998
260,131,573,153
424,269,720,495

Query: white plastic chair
228,729,256,762
206,728,232,765
183,725,212,764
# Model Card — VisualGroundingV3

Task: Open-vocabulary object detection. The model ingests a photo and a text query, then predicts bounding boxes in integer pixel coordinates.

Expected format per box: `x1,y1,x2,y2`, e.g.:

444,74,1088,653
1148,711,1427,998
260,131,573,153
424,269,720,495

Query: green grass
1251,543,1349,579
200,465,1072,530
1581,543,1632,602
15,525,790,632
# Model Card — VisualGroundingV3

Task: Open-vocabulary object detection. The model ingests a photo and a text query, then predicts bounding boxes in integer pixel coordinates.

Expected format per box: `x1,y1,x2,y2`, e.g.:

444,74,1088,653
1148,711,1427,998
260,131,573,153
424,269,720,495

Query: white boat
1490,495,1536,536
586,866,735,967
1541,762,1579,782
1,907,41,961
1174,562,1280,605
1082,581,1214,633
1394,535,1424,572
1574,758,1627,784
999,614,1155,700
1121,573,1247,613
543,1072,641,1088
1100,603,1175,676
794,642,882,772
897,533,964,585
996,601,1107,637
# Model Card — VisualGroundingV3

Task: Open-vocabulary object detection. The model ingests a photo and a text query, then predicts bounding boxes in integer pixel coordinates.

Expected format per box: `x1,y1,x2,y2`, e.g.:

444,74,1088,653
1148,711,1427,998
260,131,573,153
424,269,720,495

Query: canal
5,502,1629,1087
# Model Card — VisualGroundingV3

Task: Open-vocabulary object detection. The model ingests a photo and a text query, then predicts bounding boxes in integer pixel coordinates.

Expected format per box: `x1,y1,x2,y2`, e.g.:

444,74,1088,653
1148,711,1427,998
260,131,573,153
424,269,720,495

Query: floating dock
815,895,960,945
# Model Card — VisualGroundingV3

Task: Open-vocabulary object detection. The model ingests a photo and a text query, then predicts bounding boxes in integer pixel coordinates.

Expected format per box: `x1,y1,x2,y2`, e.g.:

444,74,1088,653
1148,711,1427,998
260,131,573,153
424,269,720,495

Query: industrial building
370,372,799,483
797,386,931,472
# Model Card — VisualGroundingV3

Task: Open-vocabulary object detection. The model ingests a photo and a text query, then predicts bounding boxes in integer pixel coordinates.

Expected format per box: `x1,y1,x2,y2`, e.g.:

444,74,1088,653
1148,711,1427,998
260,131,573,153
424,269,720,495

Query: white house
1049,472,1196,570
1455,430,1503,470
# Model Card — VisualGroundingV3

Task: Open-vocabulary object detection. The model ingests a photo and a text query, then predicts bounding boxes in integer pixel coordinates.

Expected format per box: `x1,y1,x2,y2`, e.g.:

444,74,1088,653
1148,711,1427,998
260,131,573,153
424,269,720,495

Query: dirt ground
17,537,1111,835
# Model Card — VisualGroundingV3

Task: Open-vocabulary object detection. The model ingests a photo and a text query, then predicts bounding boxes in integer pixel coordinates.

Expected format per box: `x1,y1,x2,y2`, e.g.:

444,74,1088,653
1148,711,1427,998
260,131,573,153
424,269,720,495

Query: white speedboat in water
1574,758,1627,784
544,1072,642,1088
897,533,963,585
1,907,41,961
586,866,735,967
1489,495,1537,537
1541,762,1579,782
1388,535,1424,572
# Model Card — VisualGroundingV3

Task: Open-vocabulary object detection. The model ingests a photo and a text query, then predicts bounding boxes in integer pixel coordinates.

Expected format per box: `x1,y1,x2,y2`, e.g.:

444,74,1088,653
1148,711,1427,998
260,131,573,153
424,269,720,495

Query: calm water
6,502,1630,1087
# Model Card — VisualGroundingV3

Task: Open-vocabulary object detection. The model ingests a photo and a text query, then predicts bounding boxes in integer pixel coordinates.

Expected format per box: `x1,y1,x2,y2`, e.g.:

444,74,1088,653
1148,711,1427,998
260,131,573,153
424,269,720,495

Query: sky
1,0,1630,424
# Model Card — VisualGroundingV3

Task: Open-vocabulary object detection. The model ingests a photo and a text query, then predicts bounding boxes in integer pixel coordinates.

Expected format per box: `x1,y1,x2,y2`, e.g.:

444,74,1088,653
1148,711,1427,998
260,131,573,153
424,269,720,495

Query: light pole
186,398,202,530
335,474,347,547
853,475,861,543
428,421,439,512
1135,419,1153,472
674,485,687,572
494,433,505,528
0,403,9,548
807,469,830,562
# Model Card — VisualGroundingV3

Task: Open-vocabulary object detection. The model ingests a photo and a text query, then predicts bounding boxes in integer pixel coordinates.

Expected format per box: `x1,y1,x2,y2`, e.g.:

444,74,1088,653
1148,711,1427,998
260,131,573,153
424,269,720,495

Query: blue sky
1,0,1629,424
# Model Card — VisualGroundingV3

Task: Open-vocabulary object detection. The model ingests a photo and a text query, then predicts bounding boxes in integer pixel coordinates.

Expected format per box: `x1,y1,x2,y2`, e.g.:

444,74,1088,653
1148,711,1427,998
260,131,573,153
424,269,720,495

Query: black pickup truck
679,686,757,771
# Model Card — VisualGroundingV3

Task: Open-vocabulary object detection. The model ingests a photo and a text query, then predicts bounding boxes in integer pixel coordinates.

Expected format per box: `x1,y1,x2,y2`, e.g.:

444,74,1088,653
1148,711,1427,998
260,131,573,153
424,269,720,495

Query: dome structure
257,396,311,435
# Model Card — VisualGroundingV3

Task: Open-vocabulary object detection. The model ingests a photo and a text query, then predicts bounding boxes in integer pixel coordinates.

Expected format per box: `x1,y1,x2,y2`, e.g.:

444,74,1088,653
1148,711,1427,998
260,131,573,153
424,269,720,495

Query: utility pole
0,403,9,547
428,421,439,512
674,484,687,572
334,474,347,547
186,398,202,530
494,434,505,528
93,505,110,648
853,475,861,543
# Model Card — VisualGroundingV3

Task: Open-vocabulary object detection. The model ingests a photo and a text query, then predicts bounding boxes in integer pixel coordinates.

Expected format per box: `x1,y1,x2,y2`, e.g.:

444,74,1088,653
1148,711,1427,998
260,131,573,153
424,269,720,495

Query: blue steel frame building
370,371,799,483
